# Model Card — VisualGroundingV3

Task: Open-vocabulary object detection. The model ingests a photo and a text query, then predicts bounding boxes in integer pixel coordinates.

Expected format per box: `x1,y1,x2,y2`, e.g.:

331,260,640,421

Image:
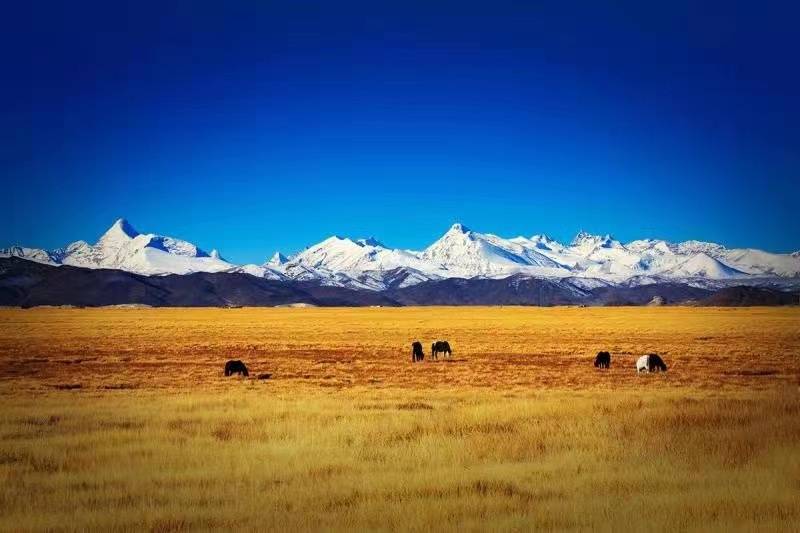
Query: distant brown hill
0,257,796,307
699,286,800,306
0,258,397,308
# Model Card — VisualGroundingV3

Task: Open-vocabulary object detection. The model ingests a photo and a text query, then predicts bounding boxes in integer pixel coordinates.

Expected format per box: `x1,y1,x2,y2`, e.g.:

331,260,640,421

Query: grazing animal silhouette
594,351,611,368
431,341,452,359
636,354,667,373
224,360,249,377
411,341,424,362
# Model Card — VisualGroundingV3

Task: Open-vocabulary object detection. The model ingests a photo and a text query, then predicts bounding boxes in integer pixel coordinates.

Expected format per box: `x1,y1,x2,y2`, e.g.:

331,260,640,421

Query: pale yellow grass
0,307,798,531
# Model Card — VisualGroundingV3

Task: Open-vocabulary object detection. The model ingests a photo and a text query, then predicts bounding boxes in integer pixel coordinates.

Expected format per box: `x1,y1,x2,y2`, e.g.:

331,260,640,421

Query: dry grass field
0,307,798,531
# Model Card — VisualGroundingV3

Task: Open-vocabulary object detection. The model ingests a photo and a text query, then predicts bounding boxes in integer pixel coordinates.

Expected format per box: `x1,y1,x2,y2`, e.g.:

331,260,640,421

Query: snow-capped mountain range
2,219,232,276
2,219,799,291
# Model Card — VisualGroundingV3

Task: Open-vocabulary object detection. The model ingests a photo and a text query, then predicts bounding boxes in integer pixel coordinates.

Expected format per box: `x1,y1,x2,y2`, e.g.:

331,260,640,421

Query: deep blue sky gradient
3,1,799,262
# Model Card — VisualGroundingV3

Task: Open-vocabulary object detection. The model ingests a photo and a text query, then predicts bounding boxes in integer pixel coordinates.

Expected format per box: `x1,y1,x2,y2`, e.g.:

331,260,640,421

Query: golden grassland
0,307,798,531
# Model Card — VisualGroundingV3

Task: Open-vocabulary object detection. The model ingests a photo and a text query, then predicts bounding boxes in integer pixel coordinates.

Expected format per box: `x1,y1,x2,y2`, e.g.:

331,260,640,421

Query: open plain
0,307,798,531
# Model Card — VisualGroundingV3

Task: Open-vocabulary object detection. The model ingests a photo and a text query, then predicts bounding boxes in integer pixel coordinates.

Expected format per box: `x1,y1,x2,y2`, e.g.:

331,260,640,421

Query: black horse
594,351,611,368
431,341,452,359
224,360,249,377
411,341,424,362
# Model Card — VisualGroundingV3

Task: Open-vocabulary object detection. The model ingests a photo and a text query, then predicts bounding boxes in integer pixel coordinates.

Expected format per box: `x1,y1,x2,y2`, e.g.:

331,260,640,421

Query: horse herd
222,344,668,378
412,343,668,373
411,340,452,362
596,351,669,373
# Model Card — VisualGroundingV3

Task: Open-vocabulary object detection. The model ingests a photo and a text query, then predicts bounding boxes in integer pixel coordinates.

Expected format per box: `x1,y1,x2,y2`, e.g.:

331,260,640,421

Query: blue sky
3,1,799,262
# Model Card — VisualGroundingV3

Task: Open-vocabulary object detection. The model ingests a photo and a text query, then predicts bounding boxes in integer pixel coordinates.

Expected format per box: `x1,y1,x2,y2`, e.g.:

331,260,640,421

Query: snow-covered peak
626,239,673,254
665,253,746,279
718,248,800,277
290,233,440,280
570,231,619,250
145,235,209,258
527,234,563,251
571,230,591,244
447,223,470,234
422,224,567,277
209,249,223,260
266,251,288,266
28,218,232,276
100,218,139,242
93,218,142,264
312,235,365,253
0,246,58,265
64,240,92,253
676,240,726,256
356,237,384,248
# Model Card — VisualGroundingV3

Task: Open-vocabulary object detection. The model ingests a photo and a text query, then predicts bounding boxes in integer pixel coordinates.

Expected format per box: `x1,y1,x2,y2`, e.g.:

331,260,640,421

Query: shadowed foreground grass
1,388,798,531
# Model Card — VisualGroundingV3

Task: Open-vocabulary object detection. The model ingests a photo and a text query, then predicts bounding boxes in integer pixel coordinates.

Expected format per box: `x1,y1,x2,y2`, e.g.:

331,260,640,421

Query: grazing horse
411,341,424,362
224,360,249,377
636,354,667,373
594,351,611,368
431,341,452,359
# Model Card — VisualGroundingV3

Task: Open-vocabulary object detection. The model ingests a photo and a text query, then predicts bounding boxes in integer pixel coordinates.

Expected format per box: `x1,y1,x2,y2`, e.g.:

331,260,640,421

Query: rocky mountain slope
2,257,796,307
0,258,396,307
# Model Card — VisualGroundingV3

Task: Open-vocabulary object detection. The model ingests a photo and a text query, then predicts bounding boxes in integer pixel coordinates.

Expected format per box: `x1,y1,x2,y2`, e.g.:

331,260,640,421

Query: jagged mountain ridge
2,219,799,291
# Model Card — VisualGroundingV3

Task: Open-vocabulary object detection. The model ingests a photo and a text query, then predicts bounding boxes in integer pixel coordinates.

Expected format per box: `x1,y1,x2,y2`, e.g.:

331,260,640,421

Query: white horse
636,354,667,373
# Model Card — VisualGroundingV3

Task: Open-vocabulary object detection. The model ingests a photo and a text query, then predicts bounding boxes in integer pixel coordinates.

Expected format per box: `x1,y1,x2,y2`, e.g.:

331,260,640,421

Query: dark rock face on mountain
699,286,800,306
589,283,714,306
1,258,797,307
388,275,588,306
0,258,398,308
